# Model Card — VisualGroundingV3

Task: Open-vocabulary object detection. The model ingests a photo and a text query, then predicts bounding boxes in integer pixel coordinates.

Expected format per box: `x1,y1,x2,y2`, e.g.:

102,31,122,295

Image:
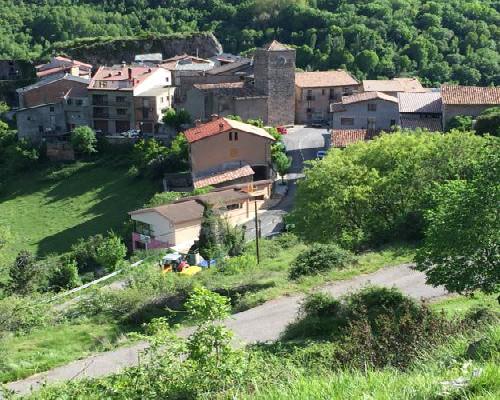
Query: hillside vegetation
0,0,499,86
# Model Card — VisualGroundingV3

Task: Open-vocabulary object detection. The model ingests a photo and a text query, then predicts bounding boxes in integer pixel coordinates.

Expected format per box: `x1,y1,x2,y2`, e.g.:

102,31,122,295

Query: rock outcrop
50,32,223,66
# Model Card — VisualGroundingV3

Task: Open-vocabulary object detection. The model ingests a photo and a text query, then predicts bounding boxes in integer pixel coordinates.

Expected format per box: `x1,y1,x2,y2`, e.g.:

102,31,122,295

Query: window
116,96,126,103
390,119,396,126
368,103,377,111
135,221,152,236
229,132,233,141
227,203,243,211
160,97,164,103
234,131,238,141
49,106,55,112
117,108,127,116
341,118,354,126
38,125,43,133
367,117,376,130
67,99,73,105
321,89,325,95
76,99,83,106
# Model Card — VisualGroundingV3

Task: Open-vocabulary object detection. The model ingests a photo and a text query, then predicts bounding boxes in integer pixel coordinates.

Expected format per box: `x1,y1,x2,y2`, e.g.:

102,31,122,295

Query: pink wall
131,232,171,251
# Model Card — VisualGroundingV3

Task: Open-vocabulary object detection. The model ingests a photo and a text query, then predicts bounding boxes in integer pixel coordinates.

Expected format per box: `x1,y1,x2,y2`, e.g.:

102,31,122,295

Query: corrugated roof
441,85,500,105
330,92,397,112
362,78,425,93
184,117,276,143
331,129,377,148
398,92,442,113
295,70,359,88
400,117,442,131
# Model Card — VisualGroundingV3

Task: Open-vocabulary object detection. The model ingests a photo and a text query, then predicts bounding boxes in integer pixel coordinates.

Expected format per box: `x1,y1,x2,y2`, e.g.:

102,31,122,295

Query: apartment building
295,70,360,124
88,65,174,135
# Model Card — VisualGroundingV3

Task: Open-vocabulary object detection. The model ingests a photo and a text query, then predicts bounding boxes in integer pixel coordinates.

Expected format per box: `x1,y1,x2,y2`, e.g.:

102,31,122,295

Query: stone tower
254,40,296,126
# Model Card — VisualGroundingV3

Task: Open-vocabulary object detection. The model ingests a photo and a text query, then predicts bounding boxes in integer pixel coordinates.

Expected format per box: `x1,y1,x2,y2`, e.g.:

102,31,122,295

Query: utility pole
254,201,260,264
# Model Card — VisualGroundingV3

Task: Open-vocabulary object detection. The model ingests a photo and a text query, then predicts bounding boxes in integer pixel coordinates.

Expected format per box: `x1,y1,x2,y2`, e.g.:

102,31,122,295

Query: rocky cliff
50,32,223,66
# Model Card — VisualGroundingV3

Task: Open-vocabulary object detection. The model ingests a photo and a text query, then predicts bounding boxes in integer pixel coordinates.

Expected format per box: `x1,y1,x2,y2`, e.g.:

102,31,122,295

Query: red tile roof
441,85,500,105
184,117,275,143
89,65,160,90
331,129,377,148
193,164,254,189
295,70,359,88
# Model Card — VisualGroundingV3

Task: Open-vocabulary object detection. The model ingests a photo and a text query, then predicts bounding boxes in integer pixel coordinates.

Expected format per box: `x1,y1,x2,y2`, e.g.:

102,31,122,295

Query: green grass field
0,318,134,383
0,159,157,261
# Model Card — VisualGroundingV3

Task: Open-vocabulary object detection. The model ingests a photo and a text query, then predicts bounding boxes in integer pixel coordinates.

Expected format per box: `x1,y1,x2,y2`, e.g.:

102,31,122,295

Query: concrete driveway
5,264,446,397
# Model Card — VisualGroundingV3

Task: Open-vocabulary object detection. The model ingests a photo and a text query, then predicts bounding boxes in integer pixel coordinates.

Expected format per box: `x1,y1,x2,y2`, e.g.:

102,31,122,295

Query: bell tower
254,40,296,126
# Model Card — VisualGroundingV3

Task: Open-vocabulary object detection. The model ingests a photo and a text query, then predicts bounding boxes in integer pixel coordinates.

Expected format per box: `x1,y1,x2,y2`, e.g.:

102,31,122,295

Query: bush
289,243,352,279
475,106,500,136
218,254,256,275
0,295,51,335
95,232,127,271
47,259,81,291
71,125,97,155
284,287,461,369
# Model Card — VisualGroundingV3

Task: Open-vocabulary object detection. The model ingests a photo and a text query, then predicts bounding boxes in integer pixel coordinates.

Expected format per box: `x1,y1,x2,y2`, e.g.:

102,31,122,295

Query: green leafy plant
289,243,352,279
71,125,97,155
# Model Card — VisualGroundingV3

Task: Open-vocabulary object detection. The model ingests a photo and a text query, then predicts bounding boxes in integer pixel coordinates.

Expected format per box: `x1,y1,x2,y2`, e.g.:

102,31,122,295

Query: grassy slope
0,318,133,383
0,159,157,260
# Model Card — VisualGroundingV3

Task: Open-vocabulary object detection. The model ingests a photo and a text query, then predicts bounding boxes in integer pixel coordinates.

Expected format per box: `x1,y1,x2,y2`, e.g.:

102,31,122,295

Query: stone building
330,92,399,131
441,85,500,128
295,70,359,124
183,41,296,126
253,40,296,126
35,56,92,81
16,74,90,142
398,91,442,131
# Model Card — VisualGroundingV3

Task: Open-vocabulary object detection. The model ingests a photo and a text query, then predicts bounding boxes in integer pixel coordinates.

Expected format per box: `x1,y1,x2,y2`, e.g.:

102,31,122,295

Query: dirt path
4,264,446,397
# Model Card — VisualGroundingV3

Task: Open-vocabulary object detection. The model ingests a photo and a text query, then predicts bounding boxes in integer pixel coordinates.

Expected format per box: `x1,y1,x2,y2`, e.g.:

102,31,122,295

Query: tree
274,151,291,183
355,50,379,74
415,147,499,294
446,115,473,132
95,233,127,271
198,202,221,262
475,107,500,137
8,250,39,295
132,138,169,176
48,259,81,291
162,108,191,131
71,126,97,155
290,130,492,249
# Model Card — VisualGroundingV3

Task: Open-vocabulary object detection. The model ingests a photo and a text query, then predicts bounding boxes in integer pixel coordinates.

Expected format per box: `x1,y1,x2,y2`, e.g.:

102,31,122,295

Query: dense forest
0,0,499,85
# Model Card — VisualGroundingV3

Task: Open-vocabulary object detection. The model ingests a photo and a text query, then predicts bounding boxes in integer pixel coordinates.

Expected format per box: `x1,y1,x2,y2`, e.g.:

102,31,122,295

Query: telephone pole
254,201,260,263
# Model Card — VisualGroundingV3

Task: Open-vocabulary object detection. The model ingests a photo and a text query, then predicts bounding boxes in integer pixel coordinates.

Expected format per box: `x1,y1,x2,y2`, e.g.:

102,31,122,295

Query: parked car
316,150,327,159
276,126,288,135
120,129,141,138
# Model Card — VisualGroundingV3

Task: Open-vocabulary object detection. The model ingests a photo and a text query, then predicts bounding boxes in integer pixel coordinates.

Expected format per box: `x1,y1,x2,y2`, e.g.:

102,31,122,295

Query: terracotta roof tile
331,129,377,148
398,92,442,113
193,165,254,189
363,78,425,93
184,117,275,143
441,85,500,105
295,70,359,88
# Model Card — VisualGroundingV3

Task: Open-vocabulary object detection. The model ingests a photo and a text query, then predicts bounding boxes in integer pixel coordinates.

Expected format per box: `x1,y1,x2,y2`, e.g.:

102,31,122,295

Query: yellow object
179,265,202,276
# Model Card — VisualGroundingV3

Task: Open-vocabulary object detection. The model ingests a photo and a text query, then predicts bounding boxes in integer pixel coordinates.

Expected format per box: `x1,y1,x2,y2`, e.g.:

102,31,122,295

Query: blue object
198,259,216,268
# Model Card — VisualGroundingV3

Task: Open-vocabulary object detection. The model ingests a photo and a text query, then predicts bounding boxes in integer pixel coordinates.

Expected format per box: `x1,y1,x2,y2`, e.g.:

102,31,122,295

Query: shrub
273,233,300,250
95,232,127,271
284,287,462,369
71,125,97,155
475,106,500,136
0,295,51,335
289,243,352,279
218,254,256,275
8,250,40,295
47,259,81,291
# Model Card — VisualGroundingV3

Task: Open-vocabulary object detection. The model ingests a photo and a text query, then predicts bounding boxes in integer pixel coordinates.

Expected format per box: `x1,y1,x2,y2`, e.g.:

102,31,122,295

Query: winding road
5,264,446,396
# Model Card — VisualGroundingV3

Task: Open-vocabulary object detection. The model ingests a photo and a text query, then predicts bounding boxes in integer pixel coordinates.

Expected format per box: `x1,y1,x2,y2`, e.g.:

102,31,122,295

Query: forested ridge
0,0,499,85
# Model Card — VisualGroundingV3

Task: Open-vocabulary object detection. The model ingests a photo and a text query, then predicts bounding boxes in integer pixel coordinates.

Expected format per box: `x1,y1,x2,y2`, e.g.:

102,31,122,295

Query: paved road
6,264,446,396
245,125,327,239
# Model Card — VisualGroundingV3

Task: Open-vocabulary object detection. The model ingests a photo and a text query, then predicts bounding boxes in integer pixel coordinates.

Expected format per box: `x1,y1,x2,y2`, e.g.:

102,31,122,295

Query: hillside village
0,32,499,400
9,40,500,254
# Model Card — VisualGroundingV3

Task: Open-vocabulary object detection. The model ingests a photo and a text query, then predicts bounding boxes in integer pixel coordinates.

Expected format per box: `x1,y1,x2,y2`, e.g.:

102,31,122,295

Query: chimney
128,67,132,80
195,119,202,127
210,114,219,121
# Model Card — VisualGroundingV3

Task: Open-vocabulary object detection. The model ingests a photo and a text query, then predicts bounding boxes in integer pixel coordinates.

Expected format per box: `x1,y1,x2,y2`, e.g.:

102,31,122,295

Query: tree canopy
290,130,498,250
0,0,499,86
